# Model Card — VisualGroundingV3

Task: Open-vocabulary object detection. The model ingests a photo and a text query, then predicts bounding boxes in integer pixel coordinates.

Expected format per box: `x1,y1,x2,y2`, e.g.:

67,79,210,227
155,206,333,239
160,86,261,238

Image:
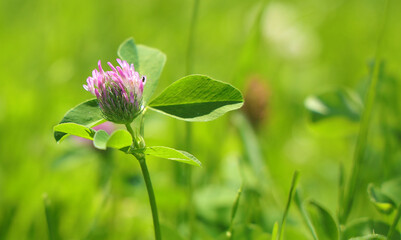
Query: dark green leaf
349,234,387,240
381,177,401,204
54,99,104,142
306,200,339,240
53,123,96,141
342,219,401,240
117,38,139,69
144,146,201,166
149,75,243,121
367,183,396,214
93,130,109,150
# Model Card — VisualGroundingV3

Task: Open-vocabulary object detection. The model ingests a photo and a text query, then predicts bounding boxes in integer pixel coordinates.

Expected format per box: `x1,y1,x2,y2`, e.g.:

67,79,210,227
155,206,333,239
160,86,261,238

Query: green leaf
94,129,133,151
117,38,139,69
305,200,339,240
271,222,279,240
149,75,243,121
381,177,401,204
54,99,104,142
367,183,396,214
106,129,132,150
53,123,96,141
143,146,201,166
349,234,387,240
305,88,363,123
294,191,318,240
93,130,109,150
137,44,166,103
342,219,401,240
118,38,166,103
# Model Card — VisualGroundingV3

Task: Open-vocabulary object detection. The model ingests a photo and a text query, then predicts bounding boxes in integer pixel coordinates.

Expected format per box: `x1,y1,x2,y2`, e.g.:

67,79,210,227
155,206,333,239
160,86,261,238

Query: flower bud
84,59,146,124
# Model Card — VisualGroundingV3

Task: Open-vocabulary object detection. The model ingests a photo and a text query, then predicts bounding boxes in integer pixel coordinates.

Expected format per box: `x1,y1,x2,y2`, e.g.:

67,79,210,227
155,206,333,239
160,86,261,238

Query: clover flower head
84,59,146,124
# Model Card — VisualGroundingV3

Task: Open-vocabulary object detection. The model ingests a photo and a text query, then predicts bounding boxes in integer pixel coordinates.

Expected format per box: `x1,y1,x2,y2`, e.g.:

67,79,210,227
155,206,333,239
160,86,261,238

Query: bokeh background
1,0,401,239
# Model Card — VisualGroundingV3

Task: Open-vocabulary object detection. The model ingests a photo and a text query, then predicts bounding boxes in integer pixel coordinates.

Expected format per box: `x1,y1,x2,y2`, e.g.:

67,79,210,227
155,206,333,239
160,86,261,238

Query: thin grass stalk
278,171,299,240
226,184,243,239
340,0,390,224
387,204,401,239
184,0,200,239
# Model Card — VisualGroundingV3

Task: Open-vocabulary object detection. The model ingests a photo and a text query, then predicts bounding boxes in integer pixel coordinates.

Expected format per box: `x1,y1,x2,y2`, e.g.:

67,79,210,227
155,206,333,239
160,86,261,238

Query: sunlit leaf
118,38,166,103
106,129,132,150
93,130,109,150
149,75,243,121
137,45,166,103
271,222,279,240
54,123,96,141
143,146,201,167
117,38,139,68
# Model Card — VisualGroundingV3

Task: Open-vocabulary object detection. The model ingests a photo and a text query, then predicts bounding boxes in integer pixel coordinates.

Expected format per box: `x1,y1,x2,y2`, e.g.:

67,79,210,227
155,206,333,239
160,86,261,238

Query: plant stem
185,0,200,75
388,204,401,239
138,156,162,240
184,0,200,238
340,0,390,224
125,123,161,240
125,123,139,149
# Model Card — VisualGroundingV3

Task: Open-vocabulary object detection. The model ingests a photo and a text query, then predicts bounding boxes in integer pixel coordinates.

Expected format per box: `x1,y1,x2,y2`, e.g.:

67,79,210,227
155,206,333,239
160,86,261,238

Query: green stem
185,0,200,75
138,156,162,240
340,0,390,224
184,0,199,238
125,123,161,240
387,204,401,240
125,123,140,149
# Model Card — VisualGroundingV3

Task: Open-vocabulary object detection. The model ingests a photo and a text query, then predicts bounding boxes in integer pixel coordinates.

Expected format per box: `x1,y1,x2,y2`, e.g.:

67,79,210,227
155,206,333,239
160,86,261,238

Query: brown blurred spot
242,76,270,128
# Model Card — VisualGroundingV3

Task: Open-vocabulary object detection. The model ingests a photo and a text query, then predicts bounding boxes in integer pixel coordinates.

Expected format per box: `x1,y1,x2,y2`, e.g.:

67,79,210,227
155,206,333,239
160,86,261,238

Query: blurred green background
1,0,401,239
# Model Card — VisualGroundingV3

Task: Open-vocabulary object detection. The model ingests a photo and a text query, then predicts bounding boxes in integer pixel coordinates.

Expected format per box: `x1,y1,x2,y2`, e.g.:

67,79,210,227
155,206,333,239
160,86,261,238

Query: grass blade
43,194,58,240
294,190,319,240
226,184,243,239
278,171,299,240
